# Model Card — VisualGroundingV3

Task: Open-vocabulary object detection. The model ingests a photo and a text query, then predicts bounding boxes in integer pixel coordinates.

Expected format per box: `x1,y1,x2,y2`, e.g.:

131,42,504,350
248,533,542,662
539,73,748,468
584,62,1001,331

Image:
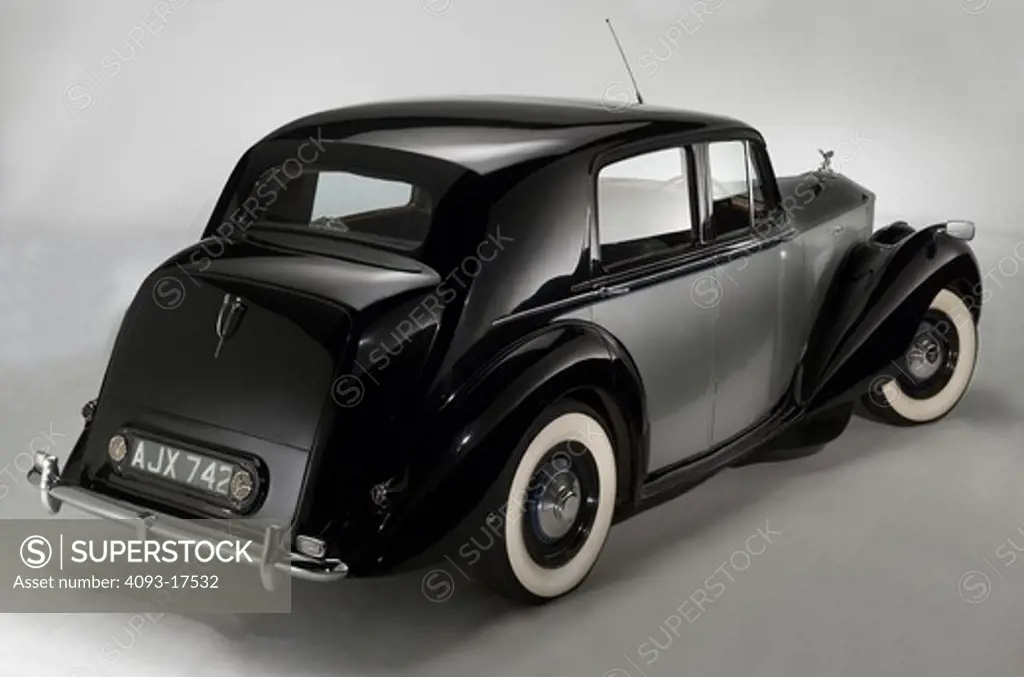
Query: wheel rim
877,288,977,423
532,463,582,541
504,411,617,598
524,442,600,569
896,309,960,399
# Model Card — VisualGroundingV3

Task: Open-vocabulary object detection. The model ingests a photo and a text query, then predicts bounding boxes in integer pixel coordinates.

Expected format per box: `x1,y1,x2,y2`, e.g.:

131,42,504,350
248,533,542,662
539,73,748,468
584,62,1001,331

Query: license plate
127,438,239,498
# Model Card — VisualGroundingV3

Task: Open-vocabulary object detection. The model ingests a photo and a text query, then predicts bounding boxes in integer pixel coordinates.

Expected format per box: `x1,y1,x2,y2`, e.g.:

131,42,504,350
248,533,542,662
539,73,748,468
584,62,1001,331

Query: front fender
803,222,981,410
367,321,623,573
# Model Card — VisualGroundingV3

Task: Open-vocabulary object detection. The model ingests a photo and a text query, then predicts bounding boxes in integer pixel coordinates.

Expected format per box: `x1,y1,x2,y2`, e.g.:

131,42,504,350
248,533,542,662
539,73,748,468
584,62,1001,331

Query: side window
596,147,694,269
707,141,753,239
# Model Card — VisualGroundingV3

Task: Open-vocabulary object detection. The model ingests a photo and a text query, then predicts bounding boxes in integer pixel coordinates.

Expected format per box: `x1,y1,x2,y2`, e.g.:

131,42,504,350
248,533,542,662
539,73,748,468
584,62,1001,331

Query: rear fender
366,321,632,573
802,222,981,410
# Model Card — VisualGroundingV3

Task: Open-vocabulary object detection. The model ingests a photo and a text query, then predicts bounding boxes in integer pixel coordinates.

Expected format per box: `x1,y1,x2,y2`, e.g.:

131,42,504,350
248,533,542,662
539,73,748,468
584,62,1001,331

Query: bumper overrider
27,452,348,592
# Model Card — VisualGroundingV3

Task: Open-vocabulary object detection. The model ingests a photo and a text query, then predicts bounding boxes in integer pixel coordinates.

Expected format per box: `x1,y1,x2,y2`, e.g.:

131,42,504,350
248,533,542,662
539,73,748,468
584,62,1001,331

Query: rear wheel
479,401,617,604
860,287,978,425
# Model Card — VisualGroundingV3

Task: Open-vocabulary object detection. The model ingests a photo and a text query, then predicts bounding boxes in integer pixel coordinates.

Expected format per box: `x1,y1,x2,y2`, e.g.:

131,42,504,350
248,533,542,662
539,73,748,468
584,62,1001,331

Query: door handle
831,224,845,235
602,284,630,298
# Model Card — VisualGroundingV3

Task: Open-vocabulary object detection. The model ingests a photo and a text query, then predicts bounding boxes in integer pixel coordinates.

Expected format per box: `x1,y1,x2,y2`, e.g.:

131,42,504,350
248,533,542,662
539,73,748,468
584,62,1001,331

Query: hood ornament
214,294,246,358
817,148,836,175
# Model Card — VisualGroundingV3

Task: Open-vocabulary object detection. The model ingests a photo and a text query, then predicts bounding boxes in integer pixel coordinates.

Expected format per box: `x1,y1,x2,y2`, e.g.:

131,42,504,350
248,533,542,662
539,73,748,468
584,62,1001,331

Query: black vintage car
29,98,981,603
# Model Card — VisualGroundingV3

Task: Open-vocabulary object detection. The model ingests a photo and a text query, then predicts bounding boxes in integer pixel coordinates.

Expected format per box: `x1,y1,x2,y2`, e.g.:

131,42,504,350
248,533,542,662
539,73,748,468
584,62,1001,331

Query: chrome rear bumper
27,452,348,591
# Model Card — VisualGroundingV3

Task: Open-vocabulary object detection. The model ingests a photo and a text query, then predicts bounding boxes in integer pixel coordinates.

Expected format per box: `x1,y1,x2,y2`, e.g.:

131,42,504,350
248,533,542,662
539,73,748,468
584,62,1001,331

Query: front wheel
860,287,978,425
479,401,618,604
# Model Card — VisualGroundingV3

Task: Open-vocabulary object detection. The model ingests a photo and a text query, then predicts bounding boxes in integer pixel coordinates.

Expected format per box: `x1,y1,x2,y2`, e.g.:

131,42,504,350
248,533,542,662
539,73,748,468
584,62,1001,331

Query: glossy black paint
59,98,981,576
801,223,981,410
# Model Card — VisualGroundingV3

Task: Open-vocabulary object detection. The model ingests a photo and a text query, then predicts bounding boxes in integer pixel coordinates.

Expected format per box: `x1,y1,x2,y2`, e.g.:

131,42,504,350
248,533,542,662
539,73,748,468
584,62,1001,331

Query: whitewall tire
863,287,978,424
480,402,617,603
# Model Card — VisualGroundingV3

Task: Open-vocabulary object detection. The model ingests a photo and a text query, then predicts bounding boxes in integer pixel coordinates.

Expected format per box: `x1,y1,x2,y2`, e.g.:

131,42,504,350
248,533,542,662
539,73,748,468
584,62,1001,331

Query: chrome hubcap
905,324,945,382
532,463,582,542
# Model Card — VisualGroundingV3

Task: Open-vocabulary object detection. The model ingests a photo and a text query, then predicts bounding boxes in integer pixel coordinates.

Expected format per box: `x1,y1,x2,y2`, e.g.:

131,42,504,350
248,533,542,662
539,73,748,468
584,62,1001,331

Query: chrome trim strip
581,226,798,294
745,141,755,229
693,143,711,244
27,454,348,590
586,201,599,275
491,289,606,327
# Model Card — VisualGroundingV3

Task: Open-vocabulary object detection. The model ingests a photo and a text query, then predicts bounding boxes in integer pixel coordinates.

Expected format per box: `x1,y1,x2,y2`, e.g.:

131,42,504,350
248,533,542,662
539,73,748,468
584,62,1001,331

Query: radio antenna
605,18,643,105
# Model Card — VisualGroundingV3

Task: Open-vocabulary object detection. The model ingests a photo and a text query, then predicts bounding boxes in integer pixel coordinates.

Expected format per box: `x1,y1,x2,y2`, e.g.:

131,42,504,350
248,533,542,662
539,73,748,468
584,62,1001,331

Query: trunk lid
103,238,440,450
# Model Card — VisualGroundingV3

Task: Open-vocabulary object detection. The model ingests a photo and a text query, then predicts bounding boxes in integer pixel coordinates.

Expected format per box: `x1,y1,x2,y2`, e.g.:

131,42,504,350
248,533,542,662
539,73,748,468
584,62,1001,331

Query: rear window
226,140,471,254
248,167,430,251
311,173,414,223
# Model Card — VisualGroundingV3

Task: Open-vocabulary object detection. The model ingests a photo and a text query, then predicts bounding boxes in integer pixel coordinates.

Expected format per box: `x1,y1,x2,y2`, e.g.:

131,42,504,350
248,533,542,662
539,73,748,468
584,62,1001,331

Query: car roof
264,96,759,174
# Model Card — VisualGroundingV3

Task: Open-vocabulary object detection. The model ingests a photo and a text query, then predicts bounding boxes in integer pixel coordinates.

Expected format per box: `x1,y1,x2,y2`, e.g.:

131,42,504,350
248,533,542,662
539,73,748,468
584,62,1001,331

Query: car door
701,140,807,446
589,144,717,473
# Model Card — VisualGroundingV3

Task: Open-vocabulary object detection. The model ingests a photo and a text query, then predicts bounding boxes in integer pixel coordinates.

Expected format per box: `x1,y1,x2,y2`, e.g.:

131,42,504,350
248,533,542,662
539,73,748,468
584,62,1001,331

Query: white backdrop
3,0,1022,369
4,0,1022,231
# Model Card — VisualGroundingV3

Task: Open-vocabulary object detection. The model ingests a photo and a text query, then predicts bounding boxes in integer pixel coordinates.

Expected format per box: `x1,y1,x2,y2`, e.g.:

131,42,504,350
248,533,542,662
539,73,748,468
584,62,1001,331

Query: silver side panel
779,173,875,351
593,276,716,470
710,237,805,445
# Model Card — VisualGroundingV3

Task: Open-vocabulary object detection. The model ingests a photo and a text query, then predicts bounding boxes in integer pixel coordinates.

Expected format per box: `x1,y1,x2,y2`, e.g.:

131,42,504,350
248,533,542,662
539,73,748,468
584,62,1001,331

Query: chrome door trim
745,141,756,228
693,143,711,244
492,289,606,326
584,226,798,295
